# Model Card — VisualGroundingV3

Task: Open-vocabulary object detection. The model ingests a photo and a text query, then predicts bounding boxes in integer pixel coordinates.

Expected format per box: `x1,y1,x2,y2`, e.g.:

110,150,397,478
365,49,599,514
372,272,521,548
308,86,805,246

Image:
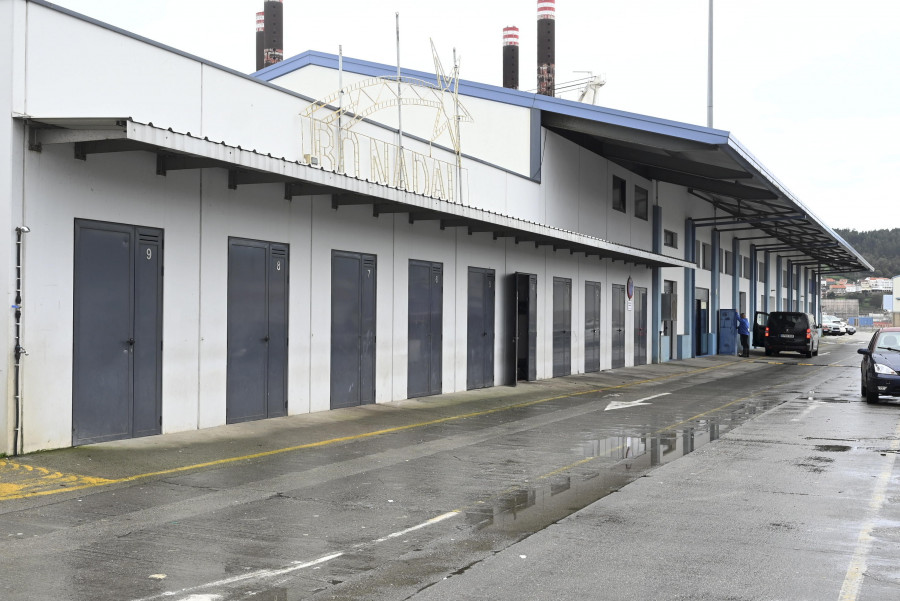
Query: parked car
844,321,857,335
858,327,900,403
822,317,846,336
761,311,820,358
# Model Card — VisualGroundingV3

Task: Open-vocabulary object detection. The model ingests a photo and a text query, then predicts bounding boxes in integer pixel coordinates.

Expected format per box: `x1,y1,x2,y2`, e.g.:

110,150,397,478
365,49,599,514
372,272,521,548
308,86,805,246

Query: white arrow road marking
605,392,670,411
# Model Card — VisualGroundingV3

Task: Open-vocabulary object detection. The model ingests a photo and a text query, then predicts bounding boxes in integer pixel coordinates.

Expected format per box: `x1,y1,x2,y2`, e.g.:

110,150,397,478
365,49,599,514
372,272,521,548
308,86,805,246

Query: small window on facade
702,243,711,270
612,176,626,213
664,229,678,248
742,256,751,280
724,250,734,275
758,262,765,283
634,185,648,220
782,270,788,284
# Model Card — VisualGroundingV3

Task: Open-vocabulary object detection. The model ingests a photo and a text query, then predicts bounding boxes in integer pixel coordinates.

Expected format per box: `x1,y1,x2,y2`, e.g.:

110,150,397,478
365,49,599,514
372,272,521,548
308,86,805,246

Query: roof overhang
22,117,692,270
540,108,872,273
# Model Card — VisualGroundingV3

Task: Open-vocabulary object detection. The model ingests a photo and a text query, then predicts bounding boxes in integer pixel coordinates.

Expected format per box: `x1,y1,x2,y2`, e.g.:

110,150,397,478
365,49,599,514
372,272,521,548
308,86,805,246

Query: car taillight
765,326,769,338
806,328,811,339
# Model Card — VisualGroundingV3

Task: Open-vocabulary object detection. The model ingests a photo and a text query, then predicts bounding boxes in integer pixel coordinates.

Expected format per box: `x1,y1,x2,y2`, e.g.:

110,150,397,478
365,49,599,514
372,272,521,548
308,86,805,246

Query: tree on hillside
833,228,900,278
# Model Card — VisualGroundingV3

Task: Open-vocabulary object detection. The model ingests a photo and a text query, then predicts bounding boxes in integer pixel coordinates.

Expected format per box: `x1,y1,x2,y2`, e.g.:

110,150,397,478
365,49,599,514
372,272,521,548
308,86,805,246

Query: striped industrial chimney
502,26,520,89
262,0,284,67
536,0,555,96
255,12,265,71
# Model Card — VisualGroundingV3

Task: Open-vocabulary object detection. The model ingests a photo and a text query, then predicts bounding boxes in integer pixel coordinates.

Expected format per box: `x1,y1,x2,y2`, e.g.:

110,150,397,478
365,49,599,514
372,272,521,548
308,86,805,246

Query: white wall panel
25,5,202,134
21,146,201,451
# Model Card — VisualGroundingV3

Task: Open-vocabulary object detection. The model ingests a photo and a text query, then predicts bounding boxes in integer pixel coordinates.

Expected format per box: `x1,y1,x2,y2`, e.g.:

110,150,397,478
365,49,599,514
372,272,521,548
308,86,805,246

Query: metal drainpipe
12,225,29,456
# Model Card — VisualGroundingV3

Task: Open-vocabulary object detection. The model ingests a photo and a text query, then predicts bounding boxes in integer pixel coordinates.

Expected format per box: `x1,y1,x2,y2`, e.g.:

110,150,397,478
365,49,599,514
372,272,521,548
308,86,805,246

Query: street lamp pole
707,0,714,128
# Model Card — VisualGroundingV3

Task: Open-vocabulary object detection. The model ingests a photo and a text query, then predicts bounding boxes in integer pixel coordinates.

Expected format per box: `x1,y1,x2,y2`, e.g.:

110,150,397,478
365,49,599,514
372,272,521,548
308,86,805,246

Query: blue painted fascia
257,50,733,148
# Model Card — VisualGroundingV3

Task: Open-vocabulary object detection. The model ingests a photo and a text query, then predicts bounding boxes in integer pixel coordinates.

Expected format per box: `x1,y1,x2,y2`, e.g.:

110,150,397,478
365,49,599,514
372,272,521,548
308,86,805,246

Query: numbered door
408,260,442,398
634,286,648,366
611,284,626,368
585,281,601,372
467,267,495,390
226,238,289,424
511,272,537,384
73,220,163,445
331,250,377,409
552,277,572,377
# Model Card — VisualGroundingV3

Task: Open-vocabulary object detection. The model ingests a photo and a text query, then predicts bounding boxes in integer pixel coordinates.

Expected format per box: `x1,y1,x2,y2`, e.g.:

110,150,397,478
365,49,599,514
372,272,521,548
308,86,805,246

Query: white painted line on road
605,393,670,411
132,552,345,601
372,510,460,543
791,401,822,422
132,512,462,601
838,420,900,601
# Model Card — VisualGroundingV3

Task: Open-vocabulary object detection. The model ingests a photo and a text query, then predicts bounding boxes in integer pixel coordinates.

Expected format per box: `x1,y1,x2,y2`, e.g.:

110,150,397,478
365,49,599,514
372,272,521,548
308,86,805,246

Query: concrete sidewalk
410,363,900,601
1,354,744,501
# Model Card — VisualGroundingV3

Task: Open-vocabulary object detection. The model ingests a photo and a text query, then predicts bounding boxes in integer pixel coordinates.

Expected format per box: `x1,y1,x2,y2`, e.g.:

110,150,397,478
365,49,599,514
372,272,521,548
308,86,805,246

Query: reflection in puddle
466,397,783,535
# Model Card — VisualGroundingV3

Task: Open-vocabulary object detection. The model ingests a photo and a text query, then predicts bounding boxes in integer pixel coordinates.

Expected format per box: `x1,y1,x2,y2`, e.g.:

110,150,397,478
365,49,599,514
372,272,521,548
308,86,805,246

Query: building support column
732,237,741,312
749,244,758,318
651,203,662,364
786,259,794,310
764,251,772,313
711,230,720,346
684,218,696,359
775,255,783,311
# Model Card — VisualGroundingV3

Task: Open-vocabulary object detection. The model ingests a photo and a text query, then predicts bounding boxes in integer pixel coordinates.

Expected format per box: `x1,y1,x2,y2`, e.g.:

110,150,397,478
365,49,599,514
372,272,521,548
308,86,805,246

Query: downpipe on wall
12,225,29,456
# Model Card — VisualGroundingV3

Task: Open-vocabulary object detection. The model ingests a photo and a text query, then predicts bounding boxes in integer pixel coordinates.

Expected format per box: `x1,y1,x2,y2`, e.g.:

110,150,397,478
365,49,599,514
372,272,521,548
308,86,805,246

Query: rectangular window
742,256,751,280
702,243,711,270
695,240,701,268
724,250,734,275
664,229,678,248
782,270,788,285
612,176,626,213
758,262,765,283
634,185,648,220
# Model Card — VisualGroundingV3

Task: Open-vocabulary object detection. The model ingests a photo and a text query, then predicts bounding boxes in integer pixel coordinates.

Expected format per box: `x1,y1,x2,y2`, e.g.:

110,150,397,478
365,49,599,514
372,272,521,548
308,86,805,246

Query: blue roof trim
257,51,732,147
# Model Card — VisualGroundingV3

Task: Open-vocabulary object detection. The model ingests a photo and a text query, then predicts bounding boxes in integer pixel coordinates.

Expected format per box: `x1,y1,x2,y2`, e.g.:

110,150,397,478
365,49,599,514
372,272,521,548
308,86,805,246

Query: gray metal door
512,273,537,384
584,281,601,372
408,260,442,398
226,238,289,424
611,284,626,368
73,220,163,445
331,250,377,409
634,286,648,366
552,277,571,377
466,267,495,390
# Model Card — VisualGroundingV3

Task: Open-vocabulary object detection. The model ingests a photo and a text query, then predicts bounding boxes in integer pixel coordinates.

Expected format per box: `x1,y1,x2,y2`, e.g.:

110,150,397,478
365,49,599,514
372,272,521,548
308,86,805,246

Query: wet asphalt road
2,333,898,601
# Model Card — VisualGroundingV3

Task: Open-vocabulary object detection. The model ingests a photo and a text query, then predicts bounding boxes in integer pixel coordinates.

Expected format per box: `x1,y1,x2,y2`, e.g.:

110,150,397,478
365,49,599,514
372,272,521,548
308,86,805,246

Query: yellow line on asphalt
838,419,900,601
1,361,743,502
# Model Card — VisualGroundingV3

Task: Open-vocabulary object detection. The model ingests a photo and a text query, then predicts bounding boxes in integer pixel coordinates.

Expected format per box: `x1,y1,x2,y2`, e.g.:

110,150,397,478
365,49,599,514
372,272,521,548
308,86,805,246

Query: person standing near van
738,312,751,357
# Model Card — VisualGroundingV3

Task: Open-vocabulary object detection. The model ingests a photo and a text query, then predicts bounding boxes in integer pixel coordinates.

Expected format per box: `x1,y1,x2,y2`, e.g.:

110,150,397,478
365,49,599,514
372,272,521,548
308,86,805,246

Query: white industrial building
1,0,871,454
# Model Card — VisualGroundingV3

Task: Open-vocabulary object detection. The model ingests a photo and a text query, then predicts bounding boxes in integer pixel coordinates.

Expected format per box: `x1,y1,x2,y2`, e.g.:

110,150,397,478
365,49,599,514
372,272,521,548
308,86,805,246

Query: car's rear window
768,313,808,333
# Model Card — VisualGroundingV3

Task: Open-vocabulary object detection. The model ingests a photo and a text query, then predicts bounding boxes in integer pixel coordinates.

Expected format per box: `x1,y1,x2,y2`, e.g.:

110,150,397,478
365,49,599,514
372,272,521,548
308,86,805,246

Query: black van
754,311,820,358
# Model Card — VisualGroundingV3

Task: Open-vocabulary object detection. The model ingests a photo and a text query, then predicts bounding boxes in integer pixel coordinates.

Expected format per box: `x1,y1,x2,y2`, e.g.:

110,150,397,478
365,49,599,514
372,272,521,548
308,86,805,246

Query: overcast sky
50,0,899,233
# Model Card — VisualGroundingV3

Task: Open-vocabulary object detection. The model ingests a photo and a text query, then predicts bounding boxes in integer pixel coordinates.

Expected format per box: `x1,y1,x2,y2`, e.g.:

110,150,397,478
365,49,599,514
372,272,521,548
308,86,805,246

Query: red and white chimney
502,26,520,90
537,0,555,96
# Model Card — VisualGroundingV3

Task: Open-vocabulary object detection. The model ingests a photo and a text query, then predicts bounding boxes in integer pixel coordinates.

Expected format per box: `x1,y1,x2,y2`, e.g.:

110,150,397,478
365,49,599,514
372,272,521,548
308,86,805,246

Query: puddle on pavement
466,397,783,536
814,444,852,452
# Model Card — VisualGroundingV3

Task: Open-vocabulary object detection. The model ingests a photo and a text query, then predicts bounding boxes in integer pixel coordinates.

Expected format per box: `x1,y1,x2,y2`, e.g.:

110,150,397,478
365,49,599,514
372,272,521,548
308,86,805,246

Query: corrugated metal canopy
258,51,872,274
539,107,871,273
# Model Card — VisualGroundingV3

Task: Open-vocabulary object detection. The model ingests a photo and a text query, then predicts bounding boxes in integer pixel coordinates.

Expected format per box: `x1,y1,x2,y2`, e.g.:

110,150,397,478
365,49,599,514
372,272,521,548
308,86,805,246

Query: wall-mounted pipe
12,225,30,456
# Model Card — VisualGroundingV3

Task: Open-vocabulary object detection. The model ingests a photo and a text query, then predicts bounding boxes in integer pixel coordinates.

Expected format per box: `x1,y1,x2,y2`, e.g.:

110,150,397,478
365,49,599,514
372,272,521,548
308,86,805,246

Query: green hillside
834,228,900,278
